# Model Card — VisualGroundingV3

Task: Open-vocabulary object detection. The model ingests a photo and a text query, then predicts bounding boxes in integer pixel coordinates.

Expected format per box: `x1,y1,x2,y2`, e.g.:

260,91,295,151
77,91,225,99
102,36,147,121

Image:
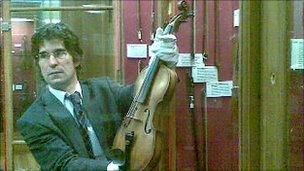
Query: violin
110,1,193,170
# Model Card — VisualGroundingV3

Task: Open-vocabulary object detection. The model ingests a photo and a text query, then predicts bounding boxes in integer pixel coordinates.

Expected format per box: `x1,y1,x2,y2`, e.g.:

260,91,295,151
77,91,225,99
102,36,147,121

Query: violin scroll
163,0,194,35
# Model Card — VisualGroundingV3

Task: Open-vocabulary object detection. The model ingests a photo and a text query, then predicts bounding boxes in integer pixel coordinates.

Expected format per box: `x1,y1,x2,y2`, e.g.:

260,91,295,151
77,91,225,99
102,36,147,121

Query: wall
123,0,239,170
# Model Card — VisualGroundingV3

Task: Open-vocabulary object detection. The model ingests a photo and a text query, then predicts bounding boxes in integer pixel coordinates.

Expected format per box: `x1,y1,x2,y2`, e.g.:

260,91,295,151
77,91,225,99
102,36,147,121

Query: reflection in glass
1,1,114,170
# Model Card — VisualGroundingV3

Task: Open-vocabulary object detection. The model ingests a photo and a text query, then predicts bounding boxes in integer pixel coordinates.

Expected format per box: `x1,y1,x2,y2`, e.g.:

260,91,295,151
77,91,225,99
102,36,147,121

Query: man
17,22,178,171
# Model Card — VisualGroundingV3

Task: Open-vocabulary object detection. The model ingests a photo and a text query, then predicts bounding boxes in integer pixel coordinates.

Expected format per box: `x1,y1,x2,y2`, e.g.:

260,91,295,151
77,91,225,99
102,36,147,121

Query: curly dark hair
31,22,83,71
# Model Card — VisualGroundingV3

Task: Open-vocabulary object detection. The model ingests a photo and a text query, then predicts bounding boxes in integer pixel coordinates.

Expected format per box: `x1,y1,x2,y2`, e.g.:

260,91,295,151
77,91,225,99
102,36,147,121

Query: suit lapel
41,89,89,156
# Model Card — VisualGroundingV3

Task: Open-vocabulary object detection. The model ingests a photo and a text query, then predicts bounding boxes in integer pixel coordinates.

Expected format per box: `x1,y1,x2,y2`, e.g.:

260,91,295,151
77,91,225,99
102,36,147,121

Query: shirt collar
48,81,83,104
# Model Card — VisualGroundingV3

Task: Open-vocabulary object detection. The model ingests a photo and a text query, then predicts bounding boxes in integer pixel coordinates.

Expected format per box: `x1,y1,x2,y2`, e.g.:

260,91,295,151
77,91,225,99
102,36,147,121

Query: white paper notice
13,84,23,91
127,44,147,58
14,43,22,48
193,54,205,68
177,53,192,67
177,53,205,67
206,81,233,97
15,84,23,90
233,9,240,27
148,45,153,57
291,39,304,70
192,66,218,83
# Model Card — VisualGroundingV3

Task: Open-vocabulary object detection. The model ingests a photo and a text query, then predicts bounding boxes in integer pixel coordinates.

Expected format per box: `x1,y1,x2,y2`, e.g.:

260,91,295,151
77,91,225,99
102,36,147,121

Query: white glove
107,162,120,171
150,27,179,68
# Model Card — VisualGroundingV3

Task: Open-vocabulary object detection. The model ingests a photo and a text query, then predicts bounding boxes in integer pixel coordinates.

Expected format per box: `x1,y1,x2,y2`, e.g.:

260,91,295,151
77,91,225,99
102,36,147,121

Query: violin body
112,64,178,170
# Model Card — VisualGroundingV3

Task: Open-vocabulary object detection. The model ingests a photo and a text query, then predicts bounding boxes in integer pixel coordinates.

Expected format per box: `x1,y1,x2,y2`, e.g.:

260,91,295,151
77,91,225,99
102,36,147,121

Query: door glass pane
11,1,114,130
1,0,114,170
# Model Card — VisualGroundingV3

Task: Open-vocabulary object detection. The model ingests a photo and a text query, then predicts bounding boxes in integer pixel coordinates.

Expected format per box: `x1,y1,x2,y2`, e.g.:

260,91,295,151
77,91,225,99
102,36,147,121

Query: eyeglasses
36,49,68,61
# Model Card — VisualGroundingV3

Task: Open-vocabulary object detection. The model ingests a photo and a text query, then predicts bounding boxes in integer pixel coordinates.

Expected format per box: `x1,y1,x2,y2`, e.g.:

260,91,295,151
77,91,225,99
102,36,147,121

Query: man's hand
150,27,179,68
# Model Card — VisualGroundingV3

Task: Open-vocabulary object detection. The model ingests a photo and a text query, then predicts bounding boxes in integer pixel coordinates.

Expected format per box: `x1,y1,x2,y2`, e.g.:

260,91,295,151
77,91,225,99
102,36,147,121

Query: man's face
38,39,79,91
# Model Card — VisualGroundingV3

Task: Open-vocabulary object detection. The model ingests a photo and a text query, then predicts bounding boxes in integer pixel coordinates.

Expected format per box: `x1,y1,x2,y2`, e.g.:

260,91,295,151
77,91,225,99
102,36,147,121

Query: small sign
127,44,147,58
192,66,218,83
13,84,23,91
14,43,22,48
193,54,205,68
177,53,192,67
291,39,304,70
206,81,233,97
233,9,240,27
177,53,205,67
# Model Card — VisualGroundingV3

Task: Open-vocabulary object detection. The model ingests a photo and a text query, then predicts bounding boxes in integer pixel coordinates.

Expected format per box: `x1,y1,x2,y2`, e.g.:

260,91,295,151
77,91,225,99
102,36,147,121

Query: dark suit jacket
17,77,134,171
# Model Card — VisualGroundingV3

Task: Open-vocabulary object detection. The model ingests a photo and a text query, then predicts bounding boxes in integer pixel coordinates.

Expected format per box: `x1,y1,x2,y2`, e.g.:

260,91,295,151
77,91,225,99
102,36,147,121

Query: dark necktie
66,92,95,158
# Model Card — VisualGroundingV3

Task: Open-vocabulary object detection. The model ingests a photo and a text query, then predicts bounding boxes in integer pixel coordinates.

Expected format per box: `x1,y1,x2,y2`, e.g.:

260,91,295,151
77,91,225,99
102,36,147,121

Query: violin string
126,62,154,118
125,49,159,126
124,86,146,127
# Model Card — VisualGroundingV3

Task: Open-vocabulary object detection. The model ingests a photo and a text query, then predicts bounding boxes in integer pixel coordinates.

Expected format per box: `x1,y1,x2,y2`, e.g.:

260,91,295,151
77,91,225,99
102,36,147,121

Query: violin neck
136,56,161,103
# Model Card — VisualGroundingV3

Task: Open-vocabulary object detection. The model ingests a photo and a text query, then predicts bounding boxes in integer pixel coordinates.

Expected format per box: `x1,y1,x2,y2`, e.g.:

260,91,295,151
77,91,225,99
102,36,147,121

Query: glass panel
0,0,114,170
11,9,114,130
61,9,115,79
290,1,304,170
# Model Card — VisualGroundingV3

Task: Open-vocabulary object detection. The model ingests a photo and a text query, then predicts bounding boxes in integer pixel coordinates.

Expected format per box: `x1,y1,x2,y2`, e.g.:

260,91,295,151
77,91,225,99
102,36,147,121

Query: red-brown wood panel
123,0,240,170
290,72,304,170
206,1,239,170
124,0,151,84
290,1,304,169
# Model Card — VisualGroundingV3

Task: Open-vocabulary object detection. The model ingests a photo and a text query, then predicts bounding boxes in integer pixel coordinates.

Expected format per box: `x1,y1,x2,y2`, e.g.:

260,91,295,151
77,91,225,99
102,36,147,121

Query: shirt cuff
107,161,120,171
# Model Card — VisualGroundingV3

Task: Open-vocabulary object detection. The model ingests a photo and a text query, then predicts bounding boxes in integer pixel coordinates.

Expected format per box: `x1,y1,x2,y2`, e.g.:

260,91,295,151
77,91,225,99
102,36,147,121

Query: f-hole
144,109,152,134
